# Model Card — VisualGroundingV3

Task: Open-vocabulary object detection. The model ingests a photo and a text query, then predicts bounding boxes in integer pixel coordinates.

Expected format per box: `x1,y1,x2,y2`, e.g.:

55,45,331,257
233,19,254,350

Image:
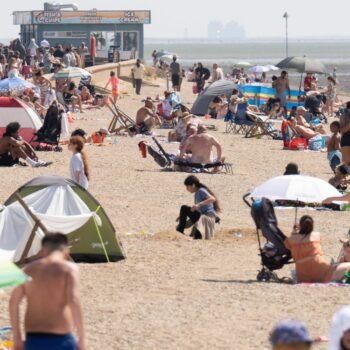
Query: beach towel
191,213,216,240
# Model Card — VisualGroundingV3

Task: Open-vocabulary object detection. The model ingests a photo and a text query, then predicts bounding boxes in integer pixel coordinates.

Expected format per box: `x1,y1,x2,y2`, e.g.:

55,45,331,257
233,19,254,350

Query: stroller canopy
0,97,42,142
191,80,237,116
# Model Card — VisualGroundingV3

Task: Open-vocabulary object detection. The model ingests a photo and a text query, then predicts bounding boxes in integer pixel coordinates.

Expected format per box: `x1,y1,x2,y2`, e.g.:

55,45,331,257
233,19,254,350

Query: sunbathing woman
176,175,220,239
284,215,350,283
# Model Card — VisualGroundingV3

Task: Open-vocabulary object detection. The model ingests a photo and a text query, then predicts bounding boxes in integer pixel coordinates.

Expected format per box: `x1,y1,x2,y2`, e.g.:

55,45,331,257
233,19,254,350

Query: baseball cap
270,320,312,346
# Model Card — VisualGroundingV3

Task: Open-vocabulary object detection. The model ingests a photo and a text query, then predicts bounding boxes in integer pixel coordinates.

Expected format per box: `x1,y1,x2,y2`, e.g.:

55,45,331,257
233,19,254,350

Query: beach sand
0,77,348,349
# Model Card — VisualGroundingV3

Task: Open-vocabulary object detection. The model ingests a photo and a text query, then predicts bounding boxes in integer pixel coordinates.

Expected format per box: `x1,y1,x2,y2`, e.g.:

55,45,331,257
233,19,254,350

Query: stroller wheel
257,269,273,282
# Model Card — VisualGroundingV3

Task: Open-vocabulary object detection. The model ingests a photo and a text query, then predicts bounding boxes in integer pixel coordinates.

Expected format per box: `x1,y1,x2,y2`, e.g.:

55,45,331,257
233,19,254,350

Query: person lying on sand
0,122,52,167
284,215,350,283
179,125,224,171
136,98,162,133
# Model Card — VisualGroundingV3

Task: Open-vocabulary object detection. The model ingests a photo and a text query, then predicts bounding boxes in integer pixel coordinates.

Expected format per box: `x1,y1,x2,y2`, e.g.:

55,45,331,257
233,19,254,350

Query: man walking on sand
9,233,85,350
274,70,291,111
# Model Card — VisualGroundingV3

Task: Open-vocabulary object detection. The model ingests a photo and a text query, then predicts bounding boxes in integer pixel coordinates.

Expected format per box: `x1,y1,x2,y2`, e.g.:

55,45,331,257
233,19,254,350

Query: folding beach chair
244,112,280,139
107,98,137,136
226,103,254,134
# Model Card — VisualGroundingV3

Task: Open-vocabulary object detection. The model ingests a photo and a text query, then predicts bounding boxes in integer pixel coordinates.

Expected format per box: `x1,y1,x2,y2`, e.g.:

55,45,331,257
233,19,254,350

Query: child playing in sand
105,71,119,104
327,121,342,173
69,136,90,190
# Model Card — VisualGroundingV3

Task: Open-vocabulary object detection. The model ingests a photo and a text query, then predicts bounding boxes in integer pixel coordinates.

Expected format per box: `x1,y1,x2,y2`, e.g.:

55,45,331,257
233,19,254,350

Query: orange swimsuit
284,239,333,283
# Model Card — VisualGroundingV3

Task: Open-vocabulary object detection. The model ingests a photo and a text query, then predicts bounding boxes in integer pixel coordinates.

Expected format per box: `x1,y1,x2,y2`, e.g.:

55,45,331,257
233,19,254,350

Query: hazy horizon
2,0,350,39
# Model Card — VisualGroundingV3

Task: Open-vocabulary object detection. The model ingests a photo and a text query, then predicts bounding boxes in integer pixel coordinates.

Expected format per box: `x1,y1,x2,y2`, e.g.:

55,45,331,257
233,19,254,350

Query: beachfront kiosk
13,3,151,60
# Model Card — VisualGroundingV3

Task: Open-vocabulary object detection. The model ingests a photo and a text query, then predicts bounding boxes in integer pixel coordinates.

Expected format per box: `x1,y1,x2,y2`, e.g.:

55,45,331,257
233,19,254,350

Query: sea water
145,39,350,90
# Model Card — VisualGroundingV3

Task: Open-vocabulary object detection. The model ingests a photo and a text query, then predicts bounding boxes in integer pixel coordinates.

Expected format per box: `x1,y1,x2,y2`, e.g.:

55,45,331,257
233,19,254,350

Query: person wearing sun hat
270,320,313,350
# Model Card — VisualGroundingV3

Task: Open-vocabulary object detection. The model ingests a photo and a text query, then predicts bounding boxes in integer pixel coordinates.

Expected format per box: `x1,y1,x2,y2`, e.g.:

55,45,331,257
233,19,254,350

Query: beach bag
192,84,198,94
157,103,164,116
308,135,324,151
289,138,308,151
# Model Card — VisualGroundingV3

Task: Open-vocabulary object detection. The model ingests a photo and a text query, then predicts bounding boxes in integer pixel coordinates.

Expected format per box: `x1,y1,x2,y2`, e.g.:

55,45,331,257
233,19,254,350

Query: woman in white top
68,136,89,190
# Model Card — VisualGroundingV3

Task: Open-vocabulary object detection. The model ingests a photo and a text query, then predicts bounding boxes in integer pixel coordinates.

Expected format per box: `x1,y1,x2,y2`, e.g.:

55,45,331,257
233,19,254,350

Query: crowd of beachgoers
1,39,350,349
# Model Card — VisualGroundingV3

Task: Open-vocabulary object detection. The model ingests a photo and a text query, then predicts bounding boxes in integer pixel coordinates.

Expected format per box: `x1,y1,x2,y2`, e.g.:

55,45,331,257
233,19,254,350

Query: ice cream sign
33,10,151,24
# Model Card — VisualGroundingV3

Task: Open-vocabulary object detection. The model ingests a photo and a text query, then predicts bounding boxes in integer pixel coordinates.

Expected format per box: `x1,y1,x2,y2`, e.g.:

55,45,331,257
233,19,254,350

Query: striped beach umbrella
54,67,91,80
0,262,28,289
248,65,270,73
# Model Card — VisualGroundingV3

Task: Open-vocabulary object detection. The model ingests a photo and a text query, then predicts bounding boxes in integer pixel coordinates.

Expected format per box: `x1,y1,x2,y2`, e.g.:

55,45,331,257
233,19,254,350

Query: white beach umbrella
266,65,279,71
248,65,270,73
0,77,34,94
249,175,342,204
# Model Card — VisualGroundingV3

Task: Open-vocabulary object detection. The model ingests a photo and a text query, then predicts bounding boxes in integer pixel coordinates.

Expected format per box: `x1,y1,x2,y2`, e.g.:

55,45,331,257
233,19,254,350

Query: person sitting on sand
0,122,51,167
136,98,162,133
160,91,177,121
64,82,83,113
328,121,342,173
289,117,320,140
179,124,198,153
179,124,224,167
329,164,348,191
268,102,282,119
270,320,313,350
284,215,350,283
168,112,192,142
176,175,220,240
209,96,228,119
80,86,95,105
88,128,109,145
296,107,326,134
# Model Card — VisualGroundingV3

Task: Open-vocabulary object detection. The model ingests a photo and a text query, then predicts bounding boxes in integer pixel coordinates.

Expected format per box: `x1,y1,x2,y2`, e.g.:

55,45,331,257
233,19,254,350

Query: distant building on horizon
207,20,246,40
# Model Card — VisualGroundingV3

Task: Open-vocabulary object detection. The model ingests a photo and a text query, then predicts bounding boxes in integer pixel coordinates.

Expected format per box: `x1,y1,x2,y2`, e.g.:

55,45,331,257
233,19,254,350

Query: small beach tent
0,97,42,142
191,80,237,116
0,176,125,263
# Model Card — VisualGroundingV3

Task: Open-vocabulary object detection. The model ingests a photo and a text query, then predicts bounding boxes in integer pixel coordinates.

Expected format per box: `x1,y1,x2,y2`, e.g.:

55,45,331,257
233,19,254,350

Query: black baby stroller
243,195,292,282
31,103,63,152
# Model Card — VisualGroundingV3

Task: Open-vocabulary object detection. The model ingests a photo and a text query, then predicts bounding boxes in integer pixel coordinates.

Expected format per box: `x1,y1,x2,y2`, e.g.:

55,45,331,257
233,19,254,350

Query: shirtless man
135,98,161,131
296,106,326,134
274,71,291,110
179,125,224,165
9,233,85,350
0,122,51,167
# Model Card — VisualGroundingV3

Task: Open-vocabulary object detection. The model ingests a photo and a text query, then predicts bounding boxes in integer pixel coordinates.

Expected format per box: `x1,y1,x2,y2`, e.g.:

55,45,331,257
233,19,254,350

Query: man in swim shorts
10,233,85,350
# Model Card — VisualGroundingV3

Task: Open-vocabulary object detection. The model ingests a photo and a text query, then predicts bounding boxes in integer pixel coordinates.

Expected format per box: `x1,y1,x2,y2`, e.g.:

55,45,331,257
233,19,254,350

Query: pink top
107,77,119,91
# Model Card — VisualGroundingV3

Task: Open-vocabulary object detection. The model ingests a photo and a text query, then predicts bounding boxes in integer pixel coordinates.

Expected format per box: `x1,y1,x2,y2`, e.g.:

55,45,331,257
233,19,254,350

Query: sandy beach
0,76,348,349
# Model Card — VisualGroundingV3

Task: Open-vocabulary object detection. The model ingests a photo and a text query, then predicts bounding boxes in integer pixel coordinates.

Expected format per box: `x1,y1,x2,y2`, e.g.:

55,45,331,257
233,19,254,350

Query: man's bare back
0,136,14,155
136,107,154,125
181,132,222,164
23,256,78,334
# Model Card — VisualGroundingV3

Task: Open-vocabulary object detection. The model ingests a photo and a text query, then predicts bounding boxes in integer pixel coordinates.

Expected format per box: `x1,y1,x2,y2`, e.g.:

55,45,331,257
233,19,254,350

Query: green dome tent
2,176,125,264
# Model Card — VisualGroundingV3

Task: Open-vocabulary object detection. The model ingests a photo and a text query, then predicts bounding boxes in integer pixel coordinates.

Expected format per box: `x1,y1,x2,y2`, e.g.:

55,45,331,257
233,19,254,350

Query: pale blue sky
3,0,350,39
